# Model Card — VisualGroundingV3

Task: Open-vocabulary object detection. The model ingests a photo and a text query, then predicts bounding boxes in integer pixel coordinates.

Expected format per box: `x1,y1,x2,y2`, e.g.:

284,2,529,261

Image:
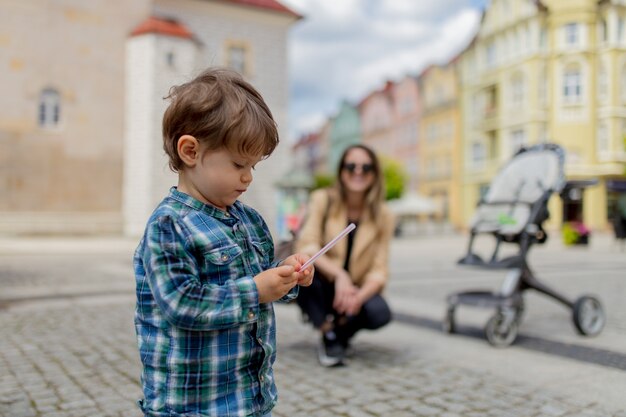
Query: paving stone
1,238,625,417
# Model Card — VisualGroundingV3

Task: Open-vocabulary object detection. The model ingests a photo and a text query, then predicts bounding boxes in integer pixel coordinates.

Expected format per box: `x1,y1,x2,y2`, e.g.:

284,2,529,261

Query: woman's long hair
333,144,385,220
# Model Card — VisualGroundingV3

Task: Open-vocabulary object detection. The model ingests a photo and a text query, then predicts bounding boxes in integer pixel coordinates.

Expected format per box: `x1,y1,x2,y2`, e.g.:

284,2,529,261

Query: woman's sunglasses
342,162,375,174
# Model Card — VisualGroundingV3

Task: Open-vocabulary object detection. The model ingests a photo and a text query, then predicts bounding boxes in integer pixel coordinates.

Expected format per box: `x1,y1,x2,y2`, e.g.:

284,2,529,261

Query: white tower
124,1,300,238
123,17,199,236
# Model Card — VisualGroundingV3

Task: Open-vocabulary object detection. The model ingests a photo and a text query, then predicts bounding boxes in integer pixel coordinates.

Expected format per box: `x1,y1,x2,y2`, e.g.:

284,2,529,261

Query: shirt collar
168,187,238,221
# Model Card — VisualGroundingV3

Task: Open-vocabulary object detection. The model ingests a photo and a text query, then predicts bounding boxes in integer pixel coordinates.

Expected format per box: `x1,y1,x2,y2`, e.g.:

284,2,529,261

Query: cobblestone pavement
386,232,626,353
1,234,625,417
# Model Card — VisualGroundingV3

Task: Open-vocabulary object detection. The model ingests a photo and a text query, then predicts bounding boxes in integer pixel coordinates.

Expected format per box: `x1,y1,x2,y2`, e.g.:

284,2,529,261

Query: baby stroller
443,143,605,347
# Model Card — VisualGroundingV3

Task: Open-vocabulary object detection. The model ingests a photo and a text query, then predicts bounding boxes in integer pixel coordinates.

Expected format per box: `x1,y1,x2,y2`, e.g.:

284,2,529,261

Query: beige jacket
295,189,395,288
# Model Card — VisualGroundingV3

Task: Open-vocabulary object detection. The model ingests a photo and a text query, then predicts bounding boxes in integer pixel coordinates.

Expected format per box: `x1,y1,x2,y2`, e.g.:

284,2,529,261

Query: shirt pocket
250,238,273,270
202,244,244,285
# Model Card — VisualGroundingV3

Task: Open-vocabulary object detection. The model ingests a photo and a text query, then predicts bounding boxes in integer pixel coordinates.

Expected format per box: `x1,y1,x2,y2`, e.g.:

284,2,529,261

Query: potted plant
562,221,590,245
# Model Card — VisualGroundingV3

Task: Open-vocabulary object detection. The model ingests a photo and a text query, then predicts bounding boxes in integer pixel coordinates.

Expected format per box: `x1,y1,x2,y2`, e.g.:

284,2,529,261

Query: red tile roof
221,0,301,18
130,16,195,39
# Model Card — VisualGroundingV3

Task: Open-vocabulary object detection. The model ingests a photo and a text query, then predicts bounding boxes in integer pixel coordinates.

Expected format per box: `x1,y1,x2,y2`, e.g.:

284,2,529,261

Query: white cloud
282,0,482,141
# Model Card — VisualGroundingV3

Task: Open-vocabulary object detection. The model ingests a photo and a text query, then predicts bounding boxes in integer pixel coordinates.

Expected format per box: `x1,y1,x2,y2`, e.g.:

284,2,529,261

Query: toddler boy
133,68,313,417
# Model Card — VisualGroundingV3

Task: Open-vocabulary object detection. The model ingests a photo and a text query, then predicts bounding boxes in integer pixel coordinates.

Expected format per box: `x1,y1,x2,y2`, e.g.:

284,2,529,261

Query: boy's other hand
282,254,314,287
254,265,298,303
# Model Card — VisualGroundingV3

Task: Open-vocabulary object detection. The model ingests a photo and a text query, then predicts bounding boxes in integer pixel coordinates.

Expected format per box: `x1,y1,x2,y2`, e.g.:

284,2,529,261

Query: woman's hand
333,271,361,315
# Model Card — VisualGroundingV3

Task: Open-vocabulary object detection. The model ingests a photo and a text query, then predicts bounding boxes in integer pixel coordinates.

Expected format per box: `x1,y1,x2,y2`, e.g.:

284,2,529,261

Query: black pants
296,271,392,343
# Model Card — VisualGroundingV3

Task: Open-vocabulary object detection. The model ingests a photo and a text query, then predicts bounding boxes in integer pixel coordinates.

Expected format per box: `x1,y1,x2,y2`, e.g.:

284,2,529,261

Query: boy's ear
177,135,200,167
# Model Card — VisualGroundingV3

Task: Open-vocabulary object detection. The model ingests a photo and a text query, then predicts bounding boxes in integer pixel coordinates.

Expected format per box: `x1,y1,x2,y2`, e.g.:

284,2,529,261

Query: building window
618,19,624,45
510,129,526,153
426,123,434,142
511,74,524,107
539,27,547,51
598,64,608,103
442,156,451,177
563,66,582,104
485,85,497,117
471,142,486,166
427,158,437,179
513,32,520,56
400,95,414,114
564,23,579,46
523,27,530,53
39,88,61,128
621,65,626,104
487,132,498,160
599,19,608,44
539,66,548,106
486,42,496,68
539,123,548,143
478,183,490,201
225,41,250,76
596,122,609,155
471,93,480,122
621,120,626,153
166,51,175,67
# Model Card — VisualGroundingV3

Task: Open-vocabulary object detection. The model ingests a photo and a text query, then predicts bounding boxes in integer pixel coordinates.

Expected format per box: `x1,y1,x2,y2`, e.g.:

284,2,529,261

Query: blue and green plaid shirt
134,187,297,417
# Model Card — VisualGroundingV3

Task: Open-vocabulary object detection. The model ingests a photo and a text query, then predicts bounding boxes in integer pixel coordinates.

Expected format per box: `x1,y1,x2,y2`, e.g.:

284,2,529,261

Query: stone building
0,0,299,236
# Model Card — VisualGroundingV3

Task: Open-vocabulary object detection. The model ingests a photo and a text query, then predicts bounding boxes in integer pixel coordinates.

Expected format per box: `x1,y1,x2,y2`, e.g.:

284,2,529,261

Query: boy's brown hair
162,67,279,172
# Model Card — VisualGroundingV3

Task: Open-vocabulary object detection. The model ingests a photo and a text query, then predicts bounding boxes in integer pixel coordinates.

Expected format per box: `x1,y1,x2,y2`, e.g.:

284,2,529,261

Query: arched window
39,88,61,128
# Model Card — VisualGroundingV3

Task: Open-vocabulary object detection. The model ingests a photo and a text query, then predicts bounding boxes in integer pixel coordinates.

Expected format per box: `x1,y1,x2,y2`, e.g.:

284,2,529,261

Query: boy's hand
281,253,314,287
254,265,298,303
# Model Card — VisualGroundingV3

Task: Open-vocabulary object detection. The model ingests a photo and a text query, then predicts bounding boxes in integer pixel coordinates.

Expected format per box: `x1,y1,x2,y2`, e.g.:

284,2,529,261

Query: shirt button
257,338,263,344
221,254,229,261
260,375,264,382
248,311,255,319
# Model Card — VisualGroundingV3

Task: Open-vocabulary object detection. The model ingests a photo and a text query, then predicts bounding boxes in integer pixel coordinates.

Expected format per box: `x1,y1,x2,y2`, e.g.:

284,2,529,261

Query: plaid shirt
134,187,297,417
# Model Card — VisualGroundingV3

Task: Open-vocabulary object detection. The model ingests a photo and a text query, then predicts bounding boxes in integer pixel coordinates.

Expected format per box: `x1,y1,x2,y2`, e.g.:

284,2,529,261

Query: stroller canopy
471,144,565,235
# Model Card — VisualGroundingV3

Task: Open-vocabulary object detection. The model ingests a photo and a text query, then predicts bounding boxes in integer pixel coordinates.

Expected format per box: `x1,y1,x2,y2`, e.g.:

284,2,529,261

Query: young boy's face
180,143,263,211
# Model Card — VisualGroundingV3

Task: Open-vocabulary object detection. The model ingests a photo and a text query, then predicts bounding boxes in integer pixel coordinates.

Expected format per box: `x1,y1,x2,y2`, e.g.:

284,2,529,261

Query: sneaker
342,338,355,358
317,331,345,367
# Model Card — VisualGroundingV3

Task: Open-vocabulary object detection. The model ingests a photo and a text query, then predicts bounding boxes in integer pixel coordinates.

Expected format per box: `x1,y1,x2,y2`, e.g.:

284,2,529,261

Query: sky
280,0,489,142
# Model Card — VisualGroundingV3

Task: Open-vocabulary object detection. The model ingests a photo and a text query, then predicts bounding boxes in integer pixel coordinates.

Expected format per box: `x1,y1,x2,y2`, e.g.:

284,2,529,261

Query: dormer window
39,88,61,128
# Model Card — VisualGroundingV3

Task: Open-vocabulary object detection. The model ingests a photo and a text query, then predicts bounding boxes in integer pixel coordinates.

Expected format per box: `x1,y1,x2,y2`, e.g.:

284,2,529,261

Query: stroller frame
444,144,605,347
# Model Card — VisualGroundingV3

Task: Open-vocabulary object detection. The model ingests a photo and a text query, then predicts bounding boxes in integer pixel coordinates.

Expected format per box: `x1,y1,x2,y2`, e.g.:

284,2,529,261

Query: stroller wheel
573,295,605,336
514,305,525,325
442,308,455,334
485,313,518,347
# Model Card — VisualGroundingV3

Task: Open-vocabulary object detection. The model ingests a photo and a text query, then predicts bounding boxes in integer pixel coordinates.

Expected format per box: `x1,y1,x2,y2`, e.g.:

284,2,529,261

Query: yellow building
418,61,463,229
460,0,626,231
